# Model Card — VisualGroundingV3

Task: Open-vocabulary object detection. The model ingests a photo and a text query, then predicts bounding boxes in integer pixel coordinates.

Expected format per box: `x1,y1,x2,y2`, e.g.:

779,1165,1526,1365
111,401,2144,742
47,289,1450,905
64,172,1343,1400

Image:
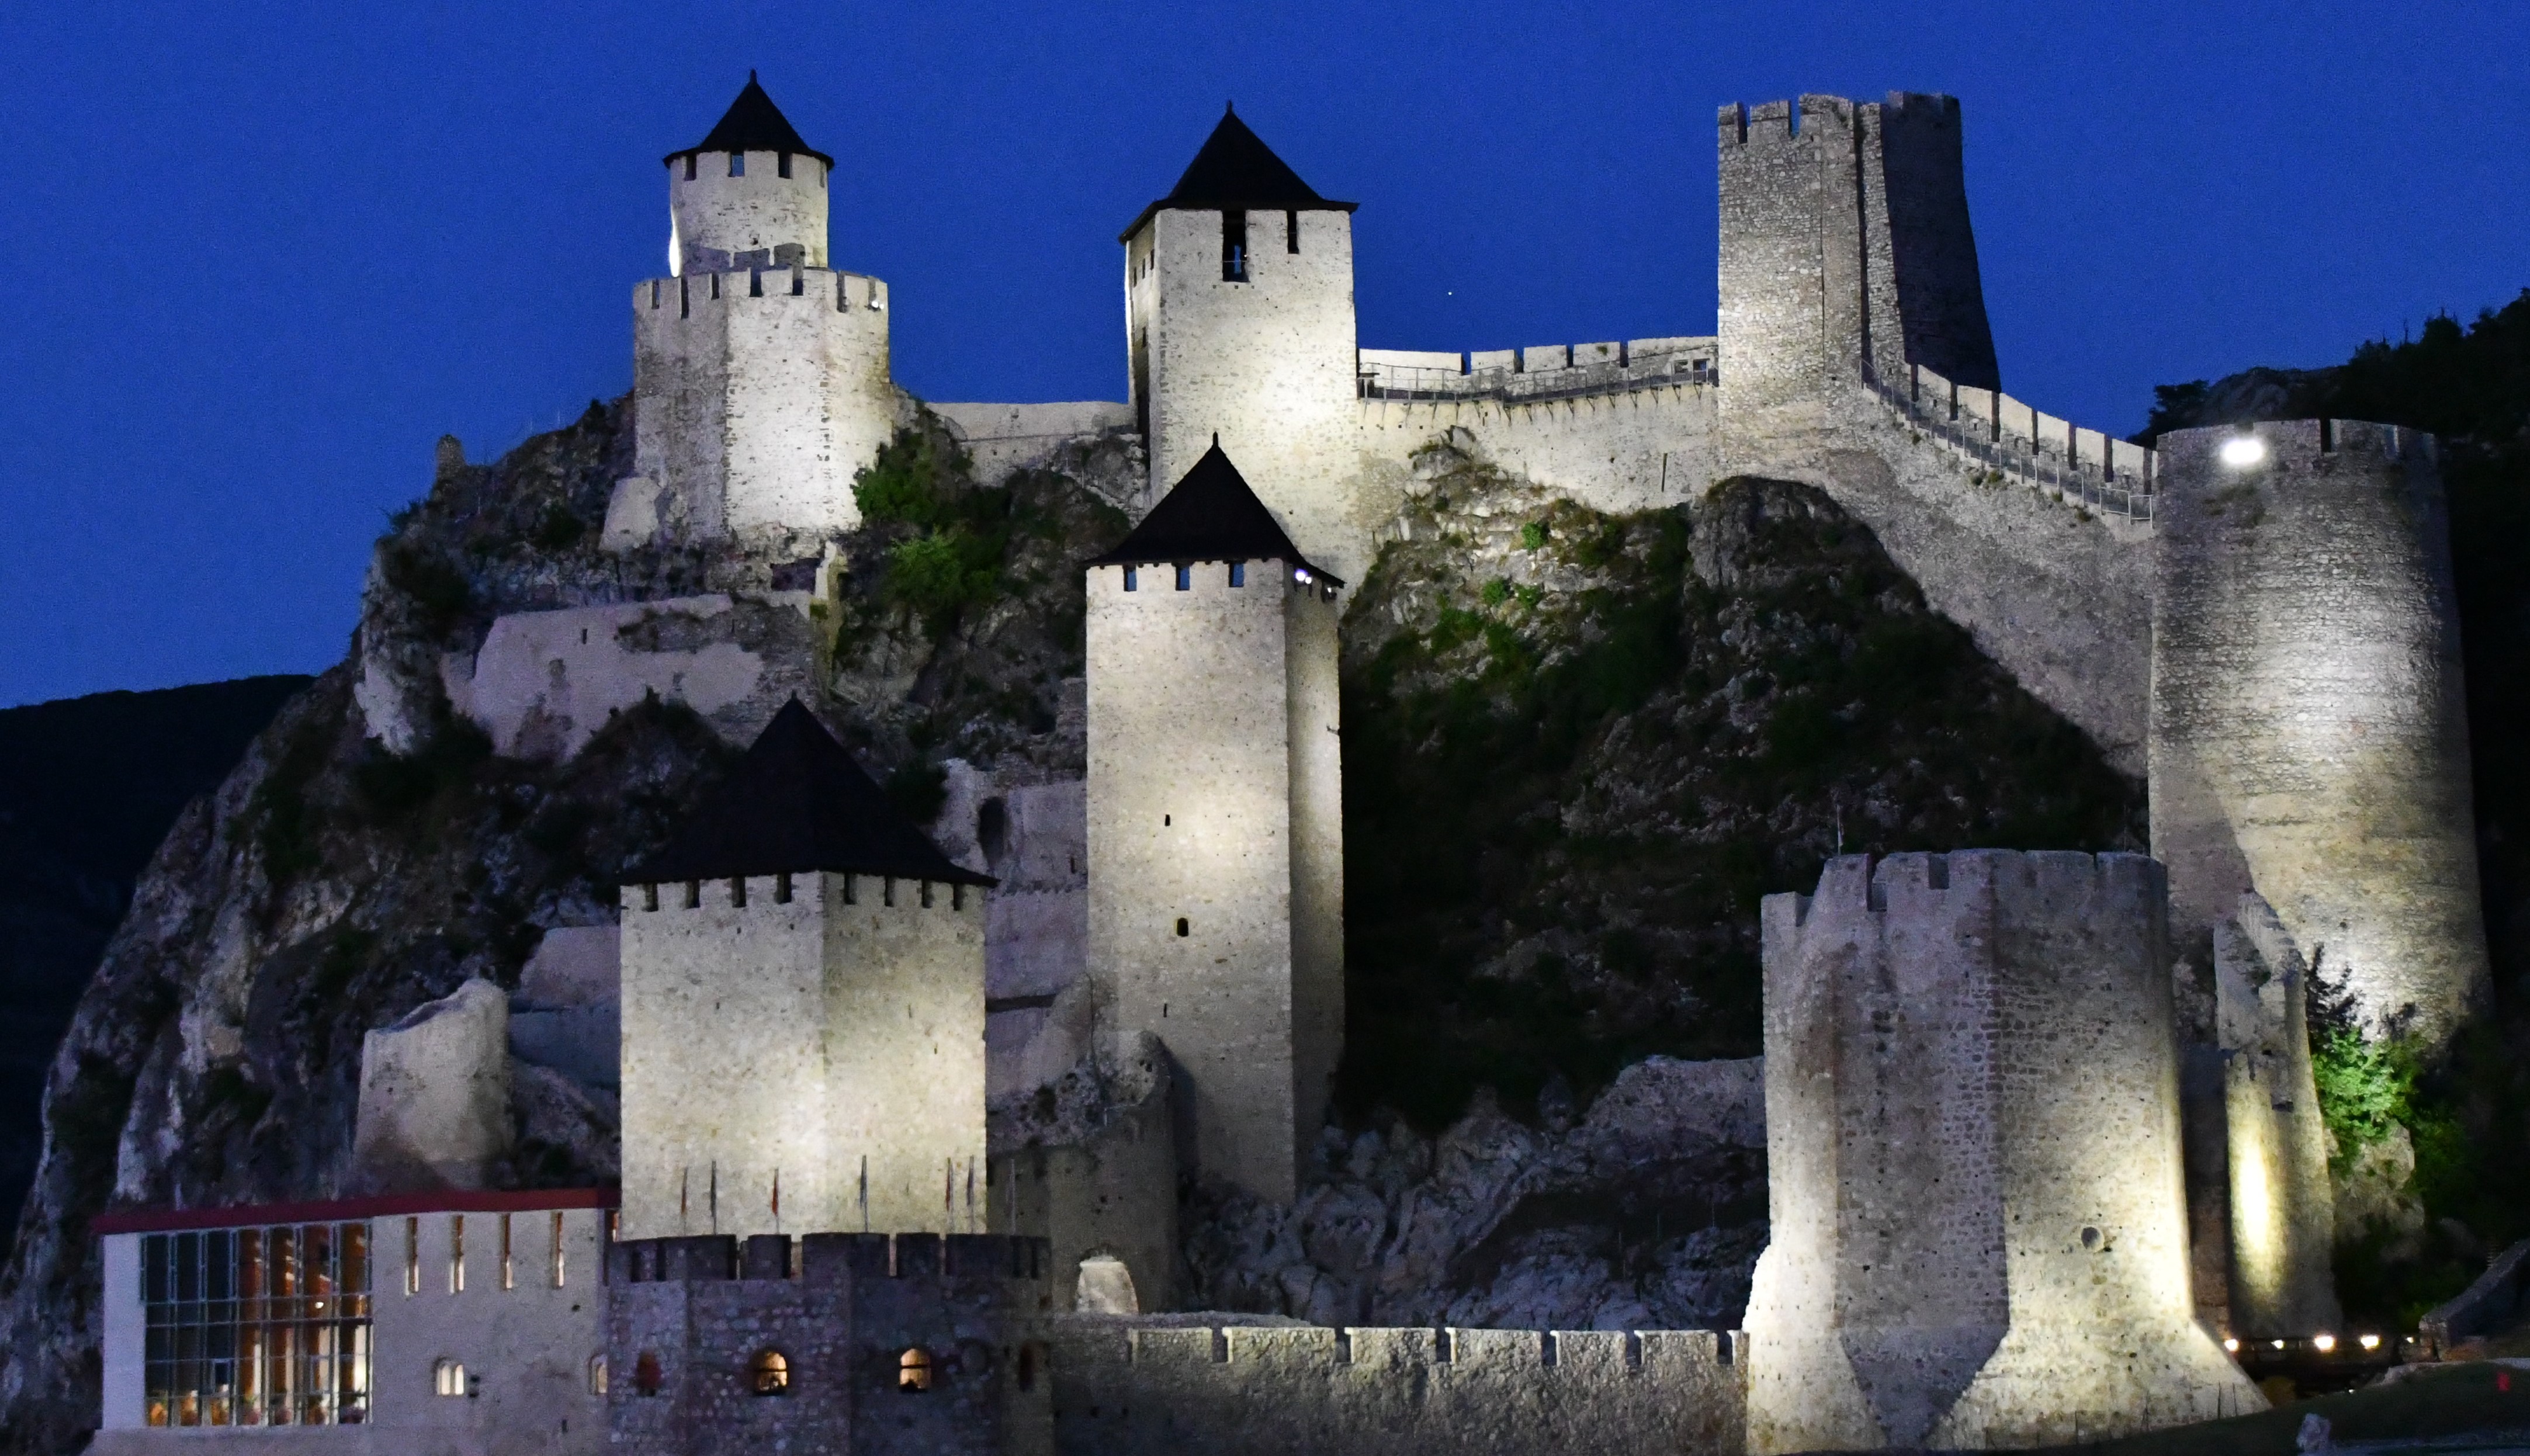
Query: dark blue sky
2,2,2522,708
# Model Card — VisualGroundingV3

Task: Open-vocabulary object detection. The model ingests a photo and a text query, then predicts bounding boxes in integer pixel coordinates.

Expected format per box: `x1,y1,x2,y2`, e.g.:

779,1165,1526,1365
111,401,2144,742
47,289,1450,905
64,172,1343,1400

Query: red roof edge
91,1186,619,1236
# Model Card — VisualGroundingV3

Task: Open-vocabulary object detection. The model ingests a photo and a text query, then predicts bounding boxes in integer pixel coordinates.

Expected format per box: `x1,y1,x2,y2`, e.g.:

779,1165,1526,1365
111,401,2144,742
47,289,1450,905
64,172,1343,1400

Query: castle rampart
2150,421,2488,1041
1744,851,2255,1452
1046,1319,1745,1455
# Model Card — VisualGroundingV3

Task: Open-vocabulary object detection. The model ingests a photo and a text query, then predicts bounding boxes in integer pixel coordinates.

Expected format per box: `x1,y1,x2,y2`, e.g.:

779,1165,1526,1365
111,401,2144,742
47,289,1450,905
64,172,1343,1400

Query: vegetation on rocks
1336,445,2145,1129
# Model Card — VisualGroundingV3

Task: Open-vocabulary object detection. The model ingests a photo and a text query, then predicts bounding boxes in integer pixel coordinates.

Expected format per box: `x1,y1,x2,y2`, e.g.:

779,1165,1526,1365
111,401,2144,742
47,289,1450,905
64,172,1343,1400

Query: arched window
432,1359,466,1398
1074,1254,1139,1315
750,1349,790,1396
587,1354,607,1397
633,1351,663,1398
897,1347,933,1393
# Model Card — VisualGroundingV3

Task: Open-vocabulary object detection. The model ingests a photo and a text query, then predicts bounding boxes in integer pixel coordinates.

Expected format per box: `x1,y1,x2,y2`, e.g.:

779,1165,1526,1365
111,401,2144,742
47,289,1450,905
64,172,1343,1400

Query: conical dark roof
1120,105,1356,241
624,699,990,888
1087,439,1335,583
667,72,833,167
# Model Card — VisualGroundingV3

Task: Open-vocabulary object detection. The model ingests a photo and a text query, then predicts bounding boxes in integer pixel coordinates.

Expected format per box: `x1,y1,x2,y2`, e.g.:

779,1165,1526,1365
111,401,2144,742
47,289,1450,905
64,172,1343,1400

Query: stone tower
1743,852,2254,1452
2151,421,2489,1042
1716,92,1999,464
617,698,994,1241
1122,108,1367,585
612,75,899,549
1083,442,1344,1204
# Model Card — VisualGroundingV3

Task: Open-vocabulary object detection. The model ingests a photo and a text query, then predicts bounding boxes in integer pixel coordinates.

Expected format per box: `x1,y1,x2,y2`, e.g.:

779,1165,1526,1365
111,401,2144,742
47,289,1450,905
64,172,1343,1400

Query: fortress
96,75,2487,1454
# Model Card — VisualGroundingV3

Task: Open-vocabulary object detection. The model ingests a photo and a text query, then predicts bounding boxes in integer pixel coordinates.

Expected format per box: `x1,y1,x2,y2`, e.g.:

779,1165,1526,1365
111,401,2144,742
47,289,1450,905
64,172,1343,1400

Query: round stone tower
664,70,830,275
2150,420,2489,1042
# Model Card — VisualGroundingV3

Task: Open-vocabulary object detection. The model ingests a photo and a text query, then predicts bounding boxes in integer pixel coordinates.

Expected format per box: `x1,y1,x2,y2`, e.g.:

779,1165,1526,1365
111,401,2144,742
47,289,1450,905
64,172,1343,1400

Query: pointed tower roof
1120,105,1357,241
666,72,833,167
623,699,990,888
1087,439,1337,583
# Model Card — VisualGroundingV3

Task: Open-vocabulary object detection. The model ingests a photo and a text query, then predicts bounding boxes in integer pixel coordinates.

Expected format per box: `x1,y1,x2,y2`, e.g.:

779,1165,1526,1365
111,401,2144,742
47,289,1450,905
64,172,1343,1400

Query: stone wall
618,871,988,1241
352,979,513,1193
2151,421,2488,1041
1084,560,1343,1204
606,1232,1052,1456
1047,1319,1745,1455
932,403,1136,487
2214,893,2341,1337
1744,852,2257,1451
1354,382,1718,524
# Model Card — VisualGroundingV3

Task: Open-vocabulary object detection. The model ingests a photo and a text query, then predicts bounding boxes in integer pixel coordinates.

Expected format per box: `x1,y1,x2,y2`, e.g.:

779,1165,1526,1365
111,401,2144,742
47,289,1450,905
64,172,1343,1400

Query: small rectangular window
1222,210,1248,282
775,872,793,904
684,154,696,181
1174,564,1191,591
1285,209,1299,254
730,877,747,908
777,151,792,179
643,883,659,912
551,1211,567,1288
405,1217,420,1295
685,881,701,909
449,1216,465,1294
729,152,744,177
500,1214,514,1291
1228,562,1245,587
1123,566,1138,592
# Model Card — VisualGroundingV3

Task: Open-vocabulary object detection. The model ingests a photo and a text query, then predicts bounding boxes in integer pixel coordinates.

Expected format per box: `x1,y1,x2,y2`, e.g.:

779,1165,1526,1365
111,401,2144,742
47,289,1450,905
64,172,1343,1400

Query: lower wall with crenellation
1046,1319,1745,1456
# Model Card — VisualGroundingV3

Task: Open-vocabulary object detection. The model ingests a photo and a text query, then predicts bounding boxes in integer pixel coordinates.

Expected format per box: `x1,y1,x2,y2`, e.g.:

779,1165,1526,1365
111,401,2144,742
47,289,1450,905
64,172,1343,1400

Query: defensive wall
2213,892,2340,1338
617,869,989,1242
1745,851,2255,1452
608,1232,1052,1456
1047,1319,1745,1456
933,402,1136,487
2150,420,2488,1041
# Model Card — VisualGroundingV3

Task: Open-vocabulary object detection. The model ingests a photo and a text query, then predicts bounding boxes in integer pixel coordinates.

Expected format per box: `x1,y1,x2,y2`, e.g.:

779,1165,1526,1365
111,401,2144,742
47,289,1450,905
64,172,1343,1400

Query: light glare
2313,1334,2336,1353
2360,1334,2382,1350
2220,435,2268,468
2223,1337,2240,1353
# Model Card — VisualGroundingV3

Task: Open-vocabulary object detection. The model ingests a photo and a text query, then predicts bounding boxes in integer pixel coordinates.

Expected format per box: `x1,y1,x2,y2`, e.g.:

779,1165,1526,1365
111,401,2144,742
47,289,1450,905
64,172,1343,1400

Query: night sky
2,2,2522,708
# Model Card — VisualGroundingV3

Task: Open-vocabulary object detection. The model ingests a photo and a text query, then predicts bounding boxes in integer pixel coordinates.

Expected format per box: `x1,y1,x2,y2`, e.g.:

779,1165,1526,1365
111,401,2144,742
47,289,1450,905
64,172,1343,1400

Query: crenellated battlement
1871,360,2160,519
618,868,980,917
635,266,888,316
1357,337,1715,403
1049,1318,1746,1455
609,1231,1049,1287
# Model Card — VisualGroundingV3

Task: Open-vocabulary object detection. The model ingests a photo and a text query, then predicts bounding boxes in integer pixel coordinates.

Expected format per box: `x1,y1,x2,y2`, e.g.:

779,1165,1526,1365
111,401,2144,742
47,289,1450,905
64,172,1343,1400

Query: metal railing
1867,373,2155,522
1360,353,1717,406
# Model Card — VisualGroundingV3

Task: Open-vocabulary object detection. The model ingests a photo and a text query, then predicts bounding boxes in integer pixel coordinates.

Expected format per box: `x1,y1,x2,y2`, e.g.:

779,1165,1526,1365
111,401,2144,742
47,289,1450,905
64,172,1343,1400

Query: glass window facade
143,1222,371,1427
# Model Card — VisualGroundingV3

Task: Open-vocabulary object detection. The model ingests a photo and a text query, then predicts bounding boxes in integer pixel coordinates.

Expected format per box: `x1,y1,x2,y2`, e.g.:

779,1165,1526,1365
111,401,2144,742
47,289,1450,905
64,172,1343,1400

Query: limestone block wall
2151,421,2487,1041
934,767,1093,1098
353,979,513,1193
1744,852,2256,1452
511,925,623,1091
1132,207,1366,583
1085,560,1343,1204
618,871,987,1241
1047,1320,1745,1456
442,595,814,762
999,1065,1177,1316
2214,893,2341,1337
1354,381,1719,522
933,401,1136,486
606,1232,1052,1456
668,148,829,275
627,266,896,546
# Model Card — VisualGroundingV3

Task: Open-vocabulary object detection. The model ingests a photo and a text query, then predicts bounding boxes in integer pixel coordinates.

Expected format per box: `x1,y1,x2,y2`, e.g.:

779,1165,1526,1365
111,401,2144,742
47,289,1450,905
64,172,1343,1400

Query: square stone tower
1121,108,1368,585
618,698,995,1241
613,75,899,550
1743,851,2256,1452
1084,442,1344,1204
1716,93,1999,464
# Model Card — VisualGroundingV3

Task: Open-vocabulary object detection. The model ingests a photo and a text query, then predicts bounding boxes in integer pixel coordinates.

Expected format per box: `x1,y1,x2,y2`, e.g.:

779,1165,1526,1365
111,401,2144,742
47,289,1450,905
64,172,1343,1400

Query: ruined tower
2151,421,2489,1042
1083,442,1344,1204
1743,852,2254,1452
617,699,994,1240
1122,108,1366,584
1715,93,1999,464
612,75,899,549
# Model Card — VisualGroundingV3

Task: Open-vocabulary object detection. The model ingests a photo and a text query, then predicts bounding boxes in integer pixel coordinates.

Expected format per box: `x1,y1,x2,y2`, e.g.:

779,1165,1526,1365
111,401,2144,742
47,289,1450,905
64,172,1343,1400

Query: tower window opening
775,872,793,904
1174,564,1191,591
729,152,744,177
500,1213,514,1290
1176,917,1190,937
1222,210,1248,282
587,1354,607,1396
1228,562,1245,587
643,883,659,912
730,877,747,907
1123,567,1138,592
750,1349,791,1396
550,1211,566,1287
777,151,792,179
883,877,896,908
684,881,702,909
978,798,1008,868
897,1348,933,1393
433,1359,466,1398
450,1216,465,1293
684,155,696,181
1285,209,1299,253
405,1216,420,1295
